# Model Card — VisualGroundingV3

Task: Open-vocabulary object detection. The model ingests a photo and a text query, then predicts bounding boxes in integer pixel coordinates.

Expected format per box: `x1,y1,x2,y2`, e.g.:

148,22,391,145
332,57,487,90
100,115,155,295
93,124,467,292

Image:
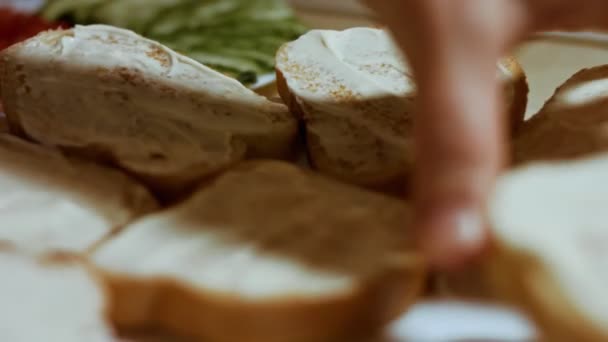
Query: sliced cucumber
235,0,295,21
236,71,258,85
40,0,105,22
188,51,265,74
91,0,188,33
197,20,307,38
146,0,204,37
158,19,307,43
149,0,300,36
41,0,306,85
184,0,243,28
162,33,286,61
212,48,275,69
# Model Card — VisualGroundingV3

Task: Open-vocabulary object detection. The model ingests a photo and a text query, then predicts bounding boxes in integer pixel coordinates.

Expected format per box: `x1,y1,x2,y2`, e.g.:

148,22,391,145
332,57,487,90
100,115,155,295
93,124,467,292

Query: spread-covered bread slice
276,27,528,189
0,24,297,194
0,134,157,254
0,249,116,342
515,65,608,164
93,161,425,342
485,155,608,342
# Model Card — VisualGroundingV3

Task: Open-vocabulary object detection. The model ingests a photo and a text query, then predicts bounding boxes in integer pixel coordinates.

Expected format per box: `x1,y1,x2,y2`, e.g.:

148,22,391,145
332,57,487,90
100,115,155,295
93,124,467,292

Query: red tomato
0,7,69,112
0,7,69,50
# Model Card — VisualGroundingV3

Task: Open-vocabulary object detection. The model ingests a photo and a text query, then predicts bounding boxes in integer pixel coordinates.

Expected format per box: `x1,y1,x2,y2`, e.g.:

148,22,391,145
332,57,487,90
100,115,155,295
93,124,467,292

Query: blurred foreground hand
365,0,608,269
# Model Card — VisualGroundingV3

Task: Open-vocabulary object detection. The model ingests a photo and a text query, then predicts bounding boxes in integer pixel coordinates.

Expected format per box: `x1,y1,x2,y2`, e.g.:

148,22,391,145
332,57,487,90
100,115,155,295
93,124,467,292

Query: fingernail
419,207,486,270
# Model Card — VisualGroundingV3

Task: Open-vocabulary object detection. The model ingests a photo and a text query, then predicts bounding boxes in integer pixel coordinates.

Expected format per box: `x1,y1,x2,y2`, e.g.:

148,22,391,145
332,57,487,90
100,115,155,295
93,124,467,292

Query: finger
413,48,504,270
369,0,523,269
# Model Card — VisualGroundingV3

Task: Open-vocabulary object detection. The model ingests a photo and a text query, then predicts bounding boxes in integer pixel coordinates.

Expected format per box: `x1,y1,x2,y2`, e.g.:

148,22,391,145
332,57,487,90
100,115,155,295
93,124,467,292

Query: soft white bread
0,24,297,194
0,134,157,254
515,65,608,164
0,249,116,342
93,160,425,342
485,155,608,342
276,27,528,189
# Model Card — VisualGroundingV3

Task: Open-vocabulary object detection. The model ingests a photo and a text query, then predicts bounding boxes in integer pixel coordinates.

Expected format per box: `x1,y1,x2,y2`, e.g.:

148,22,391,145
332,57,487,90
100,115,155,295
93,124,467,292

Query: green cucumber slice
91,0,188,33
40,0,105,22
188,51,265,74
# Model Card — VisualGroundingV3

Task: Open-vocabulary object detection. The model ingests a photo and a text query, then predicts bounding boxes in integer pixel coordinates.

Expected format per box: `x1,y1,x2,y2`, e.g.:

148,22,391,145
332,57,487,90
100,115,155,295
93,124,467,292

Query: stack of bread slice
2,20,607,342
0,25,426,341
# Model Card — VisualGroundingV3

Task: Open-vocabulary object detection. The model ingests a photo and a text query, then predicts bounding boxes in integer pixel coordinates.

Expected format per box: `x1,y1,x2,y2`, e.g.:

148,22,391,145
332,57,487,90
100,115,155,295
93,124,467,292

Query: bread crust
501,56,530,135
103,265,425,342
277,50,528,191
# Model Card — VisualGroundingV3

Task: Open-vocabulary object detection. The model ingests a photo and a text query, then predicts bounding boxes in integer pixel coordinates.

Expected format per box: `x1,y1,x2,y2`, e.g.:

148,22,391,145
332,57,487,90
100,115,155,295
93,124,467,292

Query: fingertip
417,206,488,271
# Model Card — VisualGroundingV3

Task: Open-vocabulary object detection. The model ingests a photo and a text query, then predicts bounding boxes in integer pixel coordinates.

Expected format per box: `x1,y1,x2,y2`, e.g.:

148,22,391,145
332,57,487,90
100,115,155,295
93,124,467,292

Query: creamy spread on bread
2,25,295,186
276,28,417,180
277,28,525,184
277,28,415,148
57,25,267,99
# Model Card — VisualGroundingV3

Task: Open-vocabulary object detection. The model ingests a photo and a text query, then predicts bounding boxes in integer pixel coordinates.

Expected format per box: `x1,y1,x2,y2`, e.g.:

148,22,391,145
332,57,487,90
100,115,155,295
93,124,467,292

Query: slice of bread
515,65,608,164
0,24,297,194
485,155,608,342
276,27,528,189
93,161,425,342
0,249,116,341
0,134,157,254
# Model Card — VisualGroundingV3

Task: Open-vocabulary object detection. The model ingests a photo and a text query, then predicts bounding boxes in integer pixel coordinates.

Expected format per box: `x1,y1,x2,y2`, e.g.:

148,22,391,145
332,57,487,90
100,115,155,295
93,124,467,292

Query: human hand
364,0,608,269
